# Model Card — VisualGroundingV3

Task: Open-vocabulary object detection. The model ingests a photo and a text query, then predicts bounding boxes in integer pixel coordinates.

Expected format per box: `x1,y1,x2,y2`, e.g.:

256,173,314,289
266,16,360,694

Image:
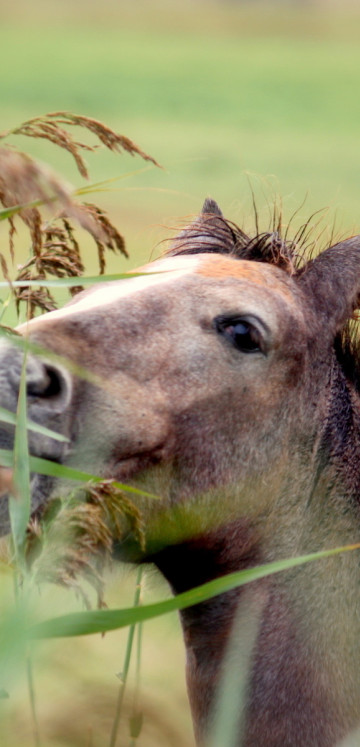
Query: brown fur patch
196,255,270,282
196,255,296,303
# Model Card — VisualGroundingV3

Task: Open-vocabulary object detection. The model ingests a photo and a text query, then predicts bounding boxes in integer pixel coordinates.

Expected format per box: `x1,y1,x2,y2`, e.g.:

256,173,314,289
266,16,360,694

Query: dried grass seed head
0,112,161,178
26,480,145,605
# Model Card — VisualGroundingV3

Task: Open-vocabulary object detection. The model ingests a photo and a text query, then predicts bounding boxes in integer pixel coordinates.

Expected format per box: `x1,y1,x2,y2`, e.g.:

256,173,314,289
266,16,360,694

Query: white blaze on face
17,255,203,331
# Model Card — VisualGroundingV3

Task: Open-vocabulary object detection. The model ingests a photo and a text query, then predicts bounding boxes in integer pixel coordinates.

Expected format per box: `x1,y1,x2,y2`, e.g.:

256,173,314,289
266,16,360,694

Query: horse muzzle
0,338,73,535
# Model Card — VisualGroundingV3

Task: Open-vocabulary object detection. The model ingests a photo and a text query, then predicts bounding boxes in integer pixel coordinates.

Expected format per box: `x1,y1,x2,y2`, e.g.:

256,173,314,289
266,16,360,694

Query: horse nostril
0,343,72,420
26,360,72,411
27,365,61,398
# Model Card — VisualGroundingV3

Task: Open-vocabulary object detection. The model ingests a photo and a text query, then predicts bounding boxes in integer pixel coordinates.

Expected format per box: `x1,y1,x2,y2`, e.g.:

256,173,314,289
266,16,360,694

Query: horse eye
216,317,263,353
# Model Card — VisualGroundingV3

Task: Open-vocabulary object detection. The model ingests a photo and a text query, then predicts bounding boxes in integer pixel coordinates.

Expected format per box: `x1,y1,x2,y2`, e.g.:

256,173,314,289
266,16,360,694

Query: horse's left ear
296,236,360,333
169,198,239,256
200,198,224,217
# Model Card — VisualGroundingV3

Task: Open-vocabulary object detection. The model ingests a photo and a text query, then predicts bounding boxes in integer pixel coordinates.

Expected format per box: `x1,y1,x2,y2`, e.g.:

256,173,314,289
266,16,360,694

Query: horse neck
153,364,360,746
153,522,261,744
154,516,360,746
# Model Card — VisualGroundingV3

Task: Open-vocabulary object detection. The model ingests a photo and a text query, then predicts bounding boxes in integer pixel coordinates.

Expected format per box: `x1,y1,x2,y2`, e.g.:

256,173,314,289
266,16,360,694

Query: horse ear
169,198,238,256
201,198,224,217
296,236,360,333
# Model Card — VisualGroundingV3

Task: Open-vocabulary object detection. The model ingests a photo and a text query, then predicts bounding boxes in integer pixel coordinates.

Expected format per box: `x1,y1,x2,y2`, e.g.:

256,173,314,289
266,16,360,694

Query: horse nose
0,341,72,415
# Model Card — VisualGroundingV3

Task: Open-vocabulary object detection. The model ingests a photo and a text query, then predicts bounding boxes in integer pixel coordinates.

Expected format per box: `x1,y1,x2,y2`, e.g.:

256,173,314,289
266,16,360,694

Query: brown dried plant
26,480,146,608
0,111,160,179
0,113,159,318
0,114,156,598
14,218,85,315
81,202,127,273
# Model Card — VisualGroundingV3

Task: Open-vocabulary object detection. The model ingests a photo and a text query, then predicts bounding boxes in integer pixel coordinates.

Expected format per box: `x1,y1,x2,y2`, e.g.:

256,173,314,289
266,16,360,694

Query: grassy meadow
2,1,360,745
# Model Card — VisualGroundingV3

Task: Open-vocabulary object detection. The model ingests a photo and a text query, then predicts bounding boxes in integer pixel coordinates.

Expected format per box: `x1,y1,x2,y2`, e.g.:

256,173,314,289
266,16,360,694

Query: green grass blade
208,598,261,747
26,655,41,747
28,456,160,499
0,174,150,221
0,448,159,500
73,167,153,196
109,566,143,747
0,272,161,289
0,603,29,694
9,353,31,561
0,199,43,221
0,292,13,323
0,406,69,443
30,544,360,639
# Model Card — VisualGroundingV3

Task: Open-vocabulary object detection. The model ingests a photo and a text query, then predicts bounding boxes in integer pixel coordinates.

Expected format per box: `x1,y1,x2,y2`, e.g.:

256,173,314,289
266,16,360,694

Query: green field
2,2,360,745
2,0,360,262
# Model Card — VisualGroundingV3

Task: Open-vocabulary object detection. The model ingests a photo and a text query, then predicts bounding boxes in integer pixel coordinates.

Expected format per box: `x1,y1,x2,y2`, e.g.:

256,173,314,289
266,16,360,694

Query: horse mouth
105,445,167,483
0,440,167,539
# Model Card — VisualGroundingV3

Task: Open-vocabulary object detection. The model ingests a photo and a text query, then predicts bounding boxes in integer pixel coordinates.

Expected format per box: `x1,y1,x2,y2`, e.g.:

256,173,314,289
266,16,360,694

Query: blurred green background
2,0,360,744
2,0,360,274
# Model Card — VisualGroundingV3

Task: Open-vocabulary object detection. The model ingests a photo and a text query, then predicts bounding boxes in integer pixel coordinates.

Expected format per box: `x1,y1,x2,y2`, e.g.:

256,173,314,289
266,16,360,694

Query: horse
1,198,360,746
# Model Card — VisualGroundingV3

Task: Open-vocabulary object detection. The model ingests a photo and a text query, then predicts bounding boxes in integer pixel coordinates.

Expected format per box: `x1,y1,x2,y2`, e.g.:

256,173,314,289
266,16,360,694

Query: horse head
1,199,360,745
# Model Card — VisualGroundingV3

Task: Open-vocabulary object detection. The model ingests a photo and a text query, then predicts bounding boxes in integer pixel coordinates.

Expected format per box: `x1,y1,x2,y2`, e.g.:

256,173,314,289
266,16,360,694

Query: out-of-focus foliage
2,2,360,745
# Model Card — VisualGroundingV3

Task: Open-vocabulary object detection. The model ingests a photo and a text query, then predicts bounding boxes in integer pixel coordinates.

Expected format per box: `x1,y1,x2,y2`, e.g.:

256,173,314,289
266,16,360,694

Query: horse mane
167,198,360,395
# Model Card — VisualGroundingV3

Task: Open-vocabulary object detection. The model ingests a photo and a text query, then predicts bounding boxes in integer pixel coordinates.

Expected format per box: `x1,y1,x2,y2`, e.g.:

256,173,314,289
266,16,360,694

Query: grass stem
128,610,143,746
109,567,143,747
26,654,41,747
0,292,12,323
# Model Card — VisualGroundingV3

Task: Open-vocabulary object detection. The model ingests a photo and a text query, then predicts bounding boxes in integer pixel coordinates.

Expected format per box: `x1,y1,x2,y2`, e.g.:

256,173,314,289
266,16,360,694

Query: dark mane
168,215,299,273
167,197,360,395
166,198,322,273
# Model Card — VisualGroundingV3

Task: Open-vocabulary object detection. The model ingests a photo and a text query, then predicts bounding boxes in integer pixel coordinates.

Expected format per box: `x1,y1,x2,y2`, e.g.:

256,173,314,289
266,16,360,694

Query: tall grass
0,122,360,747
2,107,360,746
